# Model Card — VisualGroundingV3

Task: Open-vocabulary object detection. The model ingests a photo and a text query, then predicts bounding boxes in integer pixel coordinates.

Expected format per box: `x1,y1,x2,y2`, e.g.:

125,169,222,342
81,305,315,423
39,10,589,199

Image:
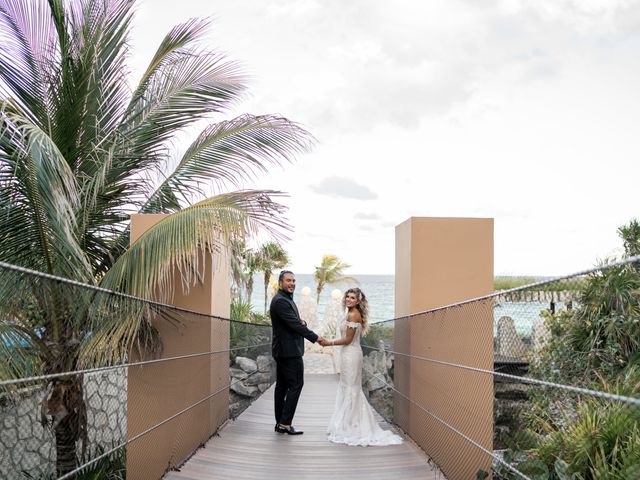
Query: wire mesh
0,262,274,479
362,256,640,479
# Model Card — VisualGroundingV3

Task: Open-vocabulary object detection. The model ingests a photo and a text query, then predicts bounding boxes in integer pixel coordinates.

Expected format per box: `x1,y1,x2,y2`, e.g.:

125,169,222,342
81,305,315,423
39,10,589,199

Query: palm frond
80,190,289,365
119,19,246,168
131,17,211,104
144,114,315,211
0,110,91,279
0,319,42,383
0,0,57,125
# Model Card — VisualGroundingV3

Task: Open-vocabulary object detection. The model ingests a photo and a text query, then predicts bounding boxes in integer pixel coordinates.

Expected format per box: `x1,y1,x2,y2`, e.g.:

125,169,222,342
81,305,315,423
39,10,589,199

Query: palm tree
230,238,249,300
314,254,357,304
244,248,262,303
0,0,313,475
259,241,289,313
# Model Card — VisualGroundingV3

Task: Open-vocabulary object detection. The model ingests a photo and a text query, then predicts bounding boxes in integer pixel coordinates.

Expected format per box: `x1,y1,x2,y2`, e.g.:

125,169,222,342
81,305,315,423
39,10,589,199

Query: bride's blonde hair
342,288,369,336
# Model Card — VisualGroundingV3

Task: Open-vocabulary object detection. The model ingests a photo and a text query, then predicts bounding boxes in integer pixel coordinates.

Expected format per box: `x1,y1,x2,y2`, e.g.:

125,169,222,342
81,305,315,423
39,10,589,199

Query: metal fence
0,261,272,479
362,255,640,479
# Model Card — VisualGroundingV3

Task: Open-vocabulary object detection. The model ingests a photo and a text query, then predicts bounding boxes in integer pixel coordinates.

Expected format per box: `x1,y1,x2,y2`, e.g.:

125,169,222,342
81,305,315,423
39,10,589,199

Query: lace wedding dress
327,317,403,446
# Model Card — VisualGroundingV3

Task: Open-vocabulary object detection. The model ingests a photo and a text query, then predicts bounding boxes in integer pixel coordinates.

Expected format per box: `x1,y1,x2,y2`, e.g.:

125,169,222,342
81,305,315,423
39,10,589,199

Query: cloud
354,212,381,220
310,176,378,200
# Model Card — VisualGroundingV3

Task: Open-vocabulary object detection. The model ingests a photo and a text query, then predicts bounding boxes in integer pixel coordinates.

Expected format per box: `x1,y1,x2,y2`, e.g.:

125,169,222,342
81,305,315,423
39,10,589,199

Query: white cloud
310,176,378,200
130,0,640,275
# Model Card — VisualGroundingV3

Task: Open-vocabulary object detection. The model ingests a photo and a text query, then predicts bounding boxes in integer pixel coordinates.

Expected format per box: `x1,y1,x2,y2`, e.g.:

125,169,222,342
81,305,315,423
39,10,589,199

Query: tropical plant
531,219,640,387
497,366,640,479
499,220,640,479
313,254,356,304
230,238,248,300
229,298,270,362
258,241,289,313
0,0,312,474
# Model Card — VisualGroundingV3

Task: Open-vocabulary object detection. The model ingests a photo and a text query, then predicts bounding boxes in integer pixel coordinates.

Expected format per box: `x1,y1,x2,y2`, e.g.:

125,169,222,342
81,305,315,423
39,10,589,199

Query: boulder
256,355,274,373
235,356,258,373
230,368,248,380
230,381,259,397
244,372,272,386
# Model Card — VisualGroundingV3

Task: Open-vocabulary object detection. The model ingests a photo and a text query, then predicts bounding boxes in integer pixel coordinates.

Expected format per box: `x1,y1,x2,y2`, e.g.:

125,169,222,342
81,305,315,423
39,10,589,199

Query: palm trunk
48,376,87,476
264,272,269,314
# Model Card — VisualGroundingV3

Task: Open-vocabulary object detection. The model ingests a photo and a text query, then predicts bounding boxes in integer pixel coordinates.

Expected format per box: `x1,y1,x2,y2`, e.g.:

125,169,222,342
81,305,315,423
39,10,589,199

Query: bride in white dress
325,288,402,446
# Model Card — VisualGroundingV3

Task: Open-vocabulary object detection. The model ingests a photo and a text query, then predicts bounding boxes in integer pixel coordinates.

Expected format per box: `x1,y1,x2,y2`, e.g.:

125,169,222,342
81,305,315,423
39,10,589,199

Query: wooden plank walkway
164,373,442,480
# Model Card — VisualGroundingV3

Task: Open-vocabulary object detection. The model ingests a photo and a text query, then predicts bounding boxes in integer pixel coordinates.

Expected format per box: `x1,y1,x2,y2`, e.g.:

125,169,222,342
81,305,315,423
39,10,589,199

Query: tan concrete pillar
395,217,493,479
126,214,230,480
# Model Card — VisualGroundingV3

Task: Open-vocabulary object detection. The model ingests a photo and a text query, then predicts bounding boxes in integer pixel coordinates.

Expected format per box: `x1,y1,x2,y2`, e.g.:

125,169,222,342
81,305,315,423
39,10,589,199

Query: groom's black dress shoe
275,424,303,435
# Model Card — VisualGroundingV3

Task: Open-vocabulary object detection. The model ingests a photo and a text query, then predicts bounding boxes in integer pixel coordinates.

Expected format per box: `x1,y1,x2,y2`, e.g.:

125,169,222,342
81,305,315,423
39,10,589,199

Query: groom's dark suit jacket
270,289,319,358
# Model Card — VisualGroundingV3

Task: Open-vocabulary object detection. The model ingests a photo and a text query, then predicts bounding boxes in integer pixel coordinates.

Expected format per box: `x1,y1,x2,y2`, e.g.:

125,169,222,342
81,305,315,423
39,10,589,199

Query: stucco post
395,217,494,479
126,214,230,479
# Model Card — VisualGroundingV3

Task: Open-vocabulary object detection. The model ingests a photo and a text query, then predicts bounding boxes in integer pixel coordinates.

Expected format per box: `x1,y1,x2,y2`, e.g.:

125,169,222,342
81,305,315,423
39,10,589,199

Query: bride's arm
329,325,357,346
330,311,362,346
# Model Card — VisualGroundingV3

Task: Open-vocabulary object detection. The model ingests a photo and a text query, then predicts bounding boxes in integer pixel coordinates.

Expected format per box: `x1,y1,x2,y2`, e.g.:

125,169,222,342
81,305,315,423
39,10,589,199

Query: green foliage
258,241,289,313
229,298,271,362
314,254,357,304
22,445,126,480
361,323,394,350
500,220,640,479
0,0,311,474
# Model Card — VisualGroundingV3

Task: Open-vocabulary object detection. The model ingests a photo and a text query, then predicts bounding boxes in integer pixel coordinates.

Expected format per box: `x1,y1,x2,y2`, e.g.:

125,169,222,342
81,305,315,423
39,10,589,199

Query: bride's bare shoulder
347,310,363,324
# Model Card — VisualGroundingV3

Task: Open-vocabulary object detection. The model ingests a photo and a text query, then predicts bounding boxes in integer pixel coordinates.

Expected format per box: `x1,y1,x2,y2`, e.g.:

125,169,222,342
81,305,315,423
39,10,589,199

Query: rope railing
360,254,640,479
0,260,264,325
57,368,263,480
0,343,271,388
361,345,640,406
381,253,640,320
366,371,532,480
0,260,274,479
2,254,640,479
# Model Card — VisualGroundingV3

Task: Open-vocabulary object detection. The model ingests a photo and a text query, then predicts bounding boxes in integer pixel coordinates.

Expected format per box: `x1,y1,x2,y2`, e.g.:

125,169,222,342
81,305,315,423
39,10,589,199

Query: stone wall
362,342,395,422
229,355,276,418
0,369,127,479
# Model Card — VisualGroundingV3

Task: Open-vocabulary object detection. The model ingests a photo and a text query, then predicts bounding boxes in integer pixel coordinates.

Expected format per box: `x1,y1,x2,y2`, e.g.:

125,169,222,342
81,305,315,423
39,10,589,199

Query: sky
130,0,640,276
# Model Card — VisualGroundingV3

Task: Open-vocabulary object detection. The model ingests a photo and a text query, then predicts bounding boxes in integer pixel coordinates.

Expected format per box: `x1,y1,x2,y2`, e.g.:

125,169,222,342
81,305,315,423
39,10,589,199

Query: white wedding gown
327,317,403,446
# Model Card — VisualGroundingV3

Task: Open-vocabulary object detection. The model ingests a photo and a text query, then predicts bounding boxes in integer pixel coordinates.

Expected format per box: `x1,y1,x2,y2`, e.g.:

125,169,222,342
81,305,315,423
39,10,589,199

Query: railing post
395,217,494,479
126,214,230,479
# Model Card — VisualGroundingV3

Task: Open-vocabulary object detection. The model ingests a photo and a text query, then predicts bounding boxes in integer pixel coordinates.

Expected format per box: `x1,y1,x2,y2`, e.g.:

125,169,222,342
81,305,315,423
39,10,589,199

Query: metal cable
371,254,640,323
368,371,531,480
0,260,267,326
362,345,640,406
56,368,263,480
0,342,271,387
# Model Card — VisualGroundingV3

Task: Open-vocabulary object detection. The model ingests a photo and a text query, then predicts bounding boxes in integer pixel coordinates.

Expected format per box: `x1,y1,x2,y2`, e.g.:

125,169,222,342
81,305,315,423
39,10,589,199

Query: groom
270,270,325,435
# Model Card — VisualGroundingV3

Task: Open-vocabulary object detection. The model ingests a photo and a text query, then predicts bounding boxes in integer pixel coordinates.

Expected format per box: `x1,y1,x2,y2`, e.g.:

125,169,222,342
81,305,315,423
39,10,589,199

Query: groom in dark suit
270,270,324,435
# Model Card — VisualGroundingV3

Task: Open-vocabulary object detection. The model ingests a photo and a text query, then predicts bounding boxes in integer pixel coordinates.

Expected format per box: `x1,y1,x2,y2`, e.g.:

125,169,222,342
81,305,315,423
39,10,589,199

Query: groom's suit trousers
274,356,304,425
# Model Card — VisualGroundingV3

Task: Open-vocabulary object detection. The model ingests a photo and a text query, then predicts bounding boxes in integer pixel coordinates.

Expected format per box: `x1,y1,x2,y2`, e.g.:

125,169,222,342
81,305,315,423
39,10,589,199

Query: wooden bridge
164,356,443,480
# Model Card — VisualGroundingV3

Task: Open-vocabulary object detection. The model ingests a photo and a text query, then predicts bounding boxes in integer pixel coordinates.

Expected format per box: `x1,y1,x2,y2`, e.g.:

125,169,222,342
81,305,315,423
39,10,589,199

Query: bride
325,288,402,446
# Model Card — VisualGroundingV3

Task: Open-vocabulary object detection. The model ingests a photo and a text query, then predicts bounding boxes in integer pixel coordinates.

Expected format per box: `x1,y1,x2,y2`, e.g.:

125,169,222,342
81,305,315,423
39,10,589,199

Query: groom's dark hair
278,270,294,282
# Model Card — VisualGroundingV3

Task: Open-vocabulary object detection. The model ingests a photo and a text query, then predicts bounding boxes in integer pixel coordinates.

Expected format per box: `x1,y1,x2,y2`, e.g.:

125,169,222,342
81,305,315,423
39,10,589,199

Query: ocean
248,274,553,334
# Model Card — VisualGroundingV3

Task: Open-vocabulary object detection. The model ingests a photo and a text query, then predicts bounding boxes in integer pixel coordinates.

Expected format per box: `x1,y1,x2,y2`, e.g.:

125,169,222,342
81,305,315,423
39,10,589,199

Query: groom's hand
317,336,326,346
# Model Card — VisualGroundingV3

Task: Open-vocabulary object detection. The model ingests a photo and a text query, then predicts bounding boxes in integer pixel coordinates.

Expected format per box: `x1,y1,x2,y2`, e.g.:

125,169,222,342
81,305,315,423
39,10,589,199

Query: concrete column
126,214,230,479
395,217,493,479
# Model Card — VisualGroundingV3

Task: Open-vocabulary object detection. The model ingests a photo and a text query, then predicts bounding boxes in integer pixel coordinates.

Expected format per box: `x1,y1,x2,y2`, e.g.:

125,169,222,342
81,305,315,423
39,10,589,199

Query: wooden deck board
164,374,442,480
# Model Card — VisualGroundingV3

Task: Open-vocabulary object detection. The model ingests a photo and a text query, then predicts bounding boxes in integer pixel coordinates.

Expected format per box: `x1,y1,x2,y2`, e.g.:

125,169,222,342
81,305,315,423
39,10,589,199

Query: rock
230,382,259,397
256,355,274,373
229,402,243,418
235,357,258,373
258,383,271,393
244,372,272,386
366,375,387,392
230,368,248,380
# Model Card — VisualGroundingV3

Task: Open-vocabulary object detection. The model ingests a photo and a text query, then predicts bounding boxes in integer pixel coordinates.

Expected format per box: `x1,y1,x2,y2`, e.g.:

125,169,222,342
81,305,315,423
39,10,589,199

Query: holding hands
317,337,335,347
